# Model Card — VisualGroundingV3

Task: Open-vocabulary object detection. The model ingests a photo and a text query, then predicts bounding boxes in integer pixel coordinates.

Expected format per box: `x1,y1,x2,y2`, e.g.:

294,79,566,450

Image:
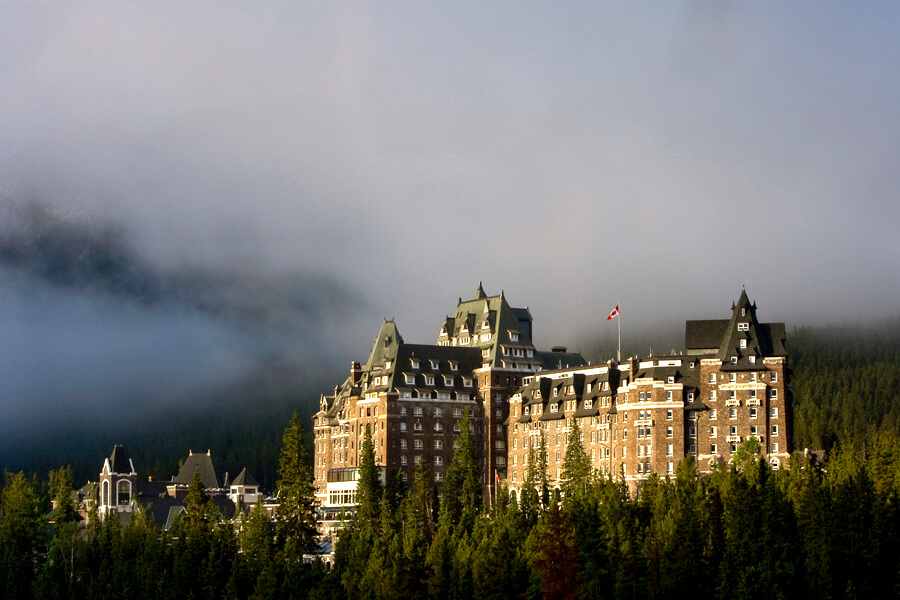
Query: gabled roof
174,451,222,489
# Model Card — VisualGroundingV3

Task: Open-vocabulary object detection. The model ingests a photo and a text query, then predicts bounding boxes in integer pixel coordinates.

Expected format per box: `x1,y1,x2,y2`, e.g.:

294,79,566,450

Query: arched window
117,479,131,505
102,480,110,506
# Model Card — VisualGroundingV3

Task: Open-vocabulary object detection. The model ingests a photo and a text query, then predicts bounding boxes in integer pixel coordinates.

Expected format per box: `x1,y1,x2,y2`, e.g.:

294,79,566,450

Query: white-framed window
414,407,423,417
666,444,673,456
770,389,778,399
771,443,779,453
434,456,443,466
729,373,737,383
401,456,407,465
689,426,697,438
411,359,420,369
400,407,407,416
434,422,443,432
771,407,779,418
740,339,747,349
463,377,473,387
710,444,717,454
710,408,717,419
443,376,454,386
400,422,407,432
666,427,673,438
435,472,443,482
771,425,779,437
709,390,716,401
414,422,422,432
437,392,451,401
414,439,423,449
400,440,407,449
750,425,758,436
729,408,737,419
730,425,738,436
750,373,757,383
750,408,758,419
771,372,778,382
689,444,696,455
710,426,717,438
426,376,435,386
666,391,672,400
709,373,716,383
731,356,738,364
666,409,673,420
738,322,749,331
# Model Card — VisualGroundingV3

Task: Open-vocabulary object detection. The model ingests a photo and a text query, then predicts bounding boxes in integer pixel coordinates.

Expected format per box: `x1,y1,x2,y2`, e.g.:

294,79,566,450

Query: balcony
725,399,741,407
746,399,762,407
635,419,653,427
726,435,742,443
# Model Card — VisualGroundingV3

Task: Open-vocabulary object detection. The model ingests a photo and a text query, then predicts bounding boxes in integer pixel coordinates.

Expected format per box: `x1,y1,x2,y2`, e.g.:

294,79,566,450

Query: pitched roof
108,445,134,474
174,451,222,489
231,468,258,487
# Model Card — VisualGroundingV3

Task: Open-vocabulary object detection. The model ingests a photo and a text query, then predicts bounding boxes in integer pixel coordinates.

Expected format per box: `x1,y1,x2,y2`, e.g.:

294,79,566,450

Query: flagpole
617,302,621,362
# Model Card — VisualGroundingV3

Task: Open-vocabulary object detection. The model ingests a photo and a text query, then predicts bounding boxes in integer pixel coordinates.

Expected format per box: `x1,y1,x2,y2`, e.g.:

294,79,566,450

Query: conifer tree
441,409,482,530
49,466,79,526
276,411,318,554
561,417,592,500
0,472,44,599
356,424,382,530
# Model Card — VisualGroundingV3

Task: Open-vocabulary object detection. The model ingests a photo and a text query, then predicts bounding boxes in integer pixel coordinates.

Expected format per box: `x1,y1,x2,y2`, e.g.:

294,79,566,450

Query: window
740,339,747,349
709,373,716,383
771,407,779,418
750,425,758,436
647,391,652,401
429,360,439,370
666,409,673,420
434,422,443,432
666,391,672,400
426,376,435,386
770,389,778,399
750,373,757,383
729,408,737,419
434,456,443,466
771,443,779,453
729,373,737,383
666,444,673,456
434,440,443,449
414,439,423,449
667,462,674,473
411,359,420,369
443,376,454,386
730,425,738,436
414,407,423,417
709,391,716,401
709,408,717,419
400,422,407,432
689,444,696,455
401,456,407,465
738,322,749,331
750,408,758,419
710,444,717,454
689,426,697,438
710,426,717,438
771,425,779,437
666,427,673,438
400,440,407,449
731,356,738,364
771,372,778,382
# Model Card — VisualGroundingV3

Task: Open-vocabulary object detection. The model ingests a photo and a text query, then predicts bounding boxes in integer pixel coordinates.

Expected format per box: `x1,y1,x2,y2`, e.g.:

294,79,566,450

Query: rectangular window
666,427,673,438
771,443,779,453
740,339,747,349
710,426,717,437
689,444,696,455
729,408,737,419
666,444,673,456
771,407,779,418
771,425,779,436
709,373,716,383
666,391,672,400
750,408,758,419
689,426,697,438
710,444,717,454
771,372,778,382
709,390,716,401
770,389,778,399
709,408,717,419
666,409,673,420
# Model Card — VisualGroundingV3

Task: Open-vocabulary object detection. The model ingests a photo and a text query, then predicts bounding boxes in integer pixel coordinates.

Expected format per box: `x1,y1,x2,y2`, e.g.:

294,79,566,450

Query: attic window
430,360,439,370
482,321,490,330
740,339,747,349
667,376,674,384
730,356,738,364
450,362,458,371
411,359,420,369
741,308,746,317
384,360,392,369
738,322,749,331
509,332,519,342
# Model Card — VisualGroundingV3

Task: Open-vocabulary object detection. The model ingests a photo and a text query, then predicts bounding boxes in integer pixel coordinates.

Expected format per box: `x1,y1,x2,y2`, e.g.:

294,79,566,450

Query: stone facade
314,286,791,507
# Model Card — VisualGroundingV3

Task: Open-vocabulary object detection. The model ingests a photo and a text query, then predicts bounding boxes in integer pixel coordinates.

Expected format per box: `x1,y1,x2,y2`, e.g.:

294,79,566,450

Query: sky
1,2,898,438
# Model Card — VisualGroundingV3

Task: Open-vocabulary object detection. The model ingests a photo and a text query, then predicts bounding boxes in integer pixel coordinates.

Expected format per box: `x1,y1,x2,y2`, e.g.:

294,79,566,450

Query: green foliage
276,412,318,555
440,410,482,531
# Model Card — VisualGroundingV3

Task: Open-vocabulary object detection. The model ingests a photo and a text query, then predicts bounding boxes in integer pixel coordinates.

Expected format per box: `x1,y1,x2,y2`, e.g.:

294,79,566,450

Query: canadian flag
607,304,620,320
495,470,500,484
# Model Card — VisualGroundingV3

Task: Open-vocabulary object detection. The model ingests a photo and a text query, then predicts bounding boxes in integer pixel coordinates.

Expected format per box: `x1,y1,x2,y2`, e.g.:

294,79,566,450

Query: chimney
350,361,362,385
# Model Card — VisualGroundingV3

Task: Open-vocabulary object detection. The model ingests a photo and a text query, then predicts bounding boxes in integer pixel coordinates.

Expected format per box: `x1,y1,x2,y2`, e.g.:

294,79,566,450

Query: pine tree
0,472,44,599
356,424,382,531
276,411,318,554
441,410,482,530
561,417,592,501
49,466,79,526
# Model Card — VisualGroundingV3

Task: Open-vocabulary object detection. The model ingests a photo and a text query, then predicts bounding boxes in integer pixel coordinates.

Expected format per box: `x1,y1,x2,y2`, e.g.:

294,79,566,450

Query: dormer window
461,324,469,334
405,374,416,385
667,376,674,384
449,362,458,371
740,339,747,349
551,403,558,413
482,321,491,330
463,377,473,387
731,356,738,364
509,331,519,342
443,375,454,386
741,308,746,317
738,322,749,331
749,356,756,364
411,359,420,369
426,376,435,386
430,360,439,370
